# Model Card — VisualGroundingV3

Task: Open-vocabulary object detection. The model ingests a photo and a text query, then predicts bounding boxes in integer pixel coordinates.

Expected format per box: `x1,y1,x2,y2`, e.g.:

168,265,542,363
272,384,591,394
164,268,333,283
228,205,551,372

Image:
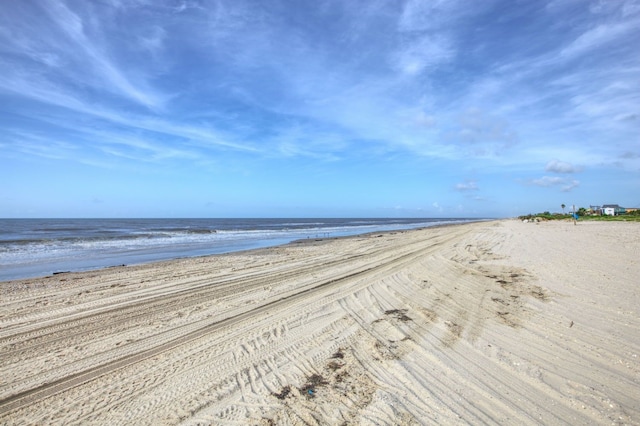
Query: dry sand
0,220,638,425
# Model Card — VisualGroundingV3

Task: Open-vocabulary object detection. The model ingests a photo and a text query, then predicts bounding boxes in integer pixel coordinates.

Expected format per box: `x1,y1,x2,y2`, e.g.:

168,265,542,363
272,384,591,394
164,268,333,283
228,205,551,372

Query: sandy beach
1,219,638,425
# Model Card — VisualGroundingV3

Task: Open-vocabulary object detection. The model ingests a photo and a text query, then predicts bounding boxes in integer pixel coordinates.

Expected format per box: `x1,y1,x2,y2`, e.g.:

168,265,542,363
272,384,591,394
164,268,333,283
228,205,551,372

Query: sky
1,0,639,218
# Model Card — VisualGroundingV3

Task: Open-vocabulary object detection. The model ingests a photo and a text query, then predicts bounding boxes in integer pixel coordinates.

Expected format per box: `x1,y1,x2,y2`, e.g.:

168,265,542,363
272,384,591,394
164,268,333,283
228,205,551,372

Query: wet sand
1,220,638,424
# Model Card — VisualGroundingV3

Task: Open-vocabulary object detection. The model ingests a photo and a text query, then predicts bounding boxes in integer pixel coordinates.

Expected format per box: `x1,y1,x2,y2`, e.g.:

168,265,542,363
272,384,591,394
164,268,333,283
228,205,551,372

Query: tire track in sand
0,226,472,417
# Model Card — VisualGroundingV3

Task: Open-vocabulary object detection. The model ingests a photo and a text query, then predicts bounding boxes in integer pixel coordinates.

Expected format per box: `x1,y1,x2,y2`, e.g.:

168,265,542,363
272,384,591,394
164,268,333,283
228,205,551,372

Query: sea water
0,218,476,281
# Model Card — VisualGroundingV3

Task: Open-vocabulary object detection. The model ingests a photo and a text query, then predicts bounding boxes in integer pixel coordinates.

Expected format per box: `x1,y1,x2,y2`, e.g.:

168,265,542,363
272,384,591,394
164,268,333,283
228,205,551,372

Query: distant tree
561,204,566,214
577,207,587,216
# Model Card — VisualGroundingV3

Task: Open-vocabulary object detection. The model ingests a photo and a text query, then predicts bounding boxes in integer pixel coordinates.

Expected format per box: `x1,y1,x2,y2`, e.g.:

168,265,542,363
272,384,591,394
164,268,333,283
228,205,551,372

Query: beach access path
0,220,638,424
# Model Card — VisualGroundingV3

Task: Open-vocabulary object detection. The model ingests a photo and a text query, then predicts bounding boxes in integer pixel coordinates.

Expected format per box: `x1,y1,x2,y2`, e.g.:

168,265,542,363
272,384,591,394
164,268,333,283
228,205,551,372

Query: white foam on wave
0,219,478,281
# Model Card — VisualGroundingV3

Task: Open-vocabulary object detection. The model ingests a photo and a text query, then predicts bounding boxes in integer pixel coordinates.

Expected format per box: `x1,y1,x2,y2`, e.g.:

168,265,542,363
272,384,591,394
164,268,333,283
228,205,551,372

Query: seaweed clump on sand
384,309,412,322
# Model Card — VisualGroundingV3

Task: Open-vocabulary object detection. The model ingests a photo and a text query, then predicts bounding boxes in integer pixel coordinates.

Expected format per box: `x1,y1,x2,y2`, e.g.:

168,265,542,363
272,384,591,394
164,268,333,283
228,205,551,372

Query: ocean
0,218,476,281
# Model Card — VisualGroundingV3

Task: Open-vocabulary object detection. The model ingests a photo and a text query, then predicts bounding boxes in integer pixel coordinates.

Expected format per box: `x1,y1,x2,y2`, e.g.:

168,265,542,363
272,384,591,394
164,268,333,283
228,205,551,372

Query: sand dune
1,220,638,425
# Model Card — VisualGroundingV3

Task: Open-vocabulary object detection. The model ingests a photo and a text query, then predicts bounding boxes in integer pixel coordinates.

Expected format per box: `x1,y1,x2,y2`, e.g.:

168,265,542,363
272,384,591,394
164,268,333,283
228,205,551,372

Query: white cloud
561,179,580,192
532,176,564,187
531,176,580,192
455,181,479,191
545,160,582,174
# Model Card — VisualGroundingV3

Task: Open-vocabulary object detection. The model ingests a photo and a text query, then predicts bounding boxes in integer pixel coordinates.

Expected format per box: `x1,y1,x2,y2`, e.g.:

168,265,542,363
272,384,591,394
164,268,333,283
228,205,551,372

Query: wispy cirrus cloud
0,1,166,111
1,0,638,217
559,20,639,59
392,35,454,76
2,0,637,168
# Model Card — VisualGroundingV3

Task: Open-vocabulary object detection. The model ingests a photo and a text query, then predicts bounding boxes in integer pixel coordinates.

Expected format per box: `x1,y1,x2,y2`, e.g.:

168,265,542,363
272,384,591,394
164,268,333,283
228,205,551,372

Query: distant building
601,204,625,216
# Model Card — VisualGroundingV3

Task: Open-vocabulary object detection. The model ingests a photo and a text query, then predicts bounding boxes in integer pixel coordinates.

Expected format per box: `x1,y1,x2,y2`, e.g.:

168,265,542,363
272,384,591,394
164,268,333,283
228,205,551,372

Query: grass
579,215,640,222
519,213,640,222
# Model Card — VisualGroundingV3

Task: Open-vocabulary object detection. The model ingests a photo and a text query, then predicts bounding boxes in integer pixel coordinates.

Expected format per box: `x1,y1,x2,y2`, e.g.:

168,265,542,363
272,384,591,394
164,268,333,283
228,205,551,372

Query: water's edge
0,219,486,282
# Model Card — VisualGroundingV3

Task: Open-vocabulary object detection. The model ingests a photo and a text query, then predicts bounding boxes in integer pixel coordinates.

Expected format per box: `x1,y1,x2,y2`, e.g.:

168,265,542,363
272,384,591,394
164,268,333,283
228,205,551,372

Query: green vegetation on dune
519,209,640,222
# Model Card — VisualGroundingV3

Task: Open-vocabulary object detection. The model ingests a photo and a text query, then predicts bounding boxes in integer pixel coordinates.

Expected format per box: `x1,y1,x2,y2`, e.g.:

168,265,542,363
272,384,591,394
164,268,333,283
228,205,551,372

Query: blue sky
1,0,639,218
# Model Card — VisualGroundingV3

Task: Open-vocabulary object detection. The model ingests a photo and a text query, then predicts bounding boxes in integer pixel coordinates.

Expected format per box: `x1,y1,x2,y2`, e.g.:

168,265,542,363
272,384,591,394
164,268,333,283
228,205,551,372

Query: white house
602,204,622,216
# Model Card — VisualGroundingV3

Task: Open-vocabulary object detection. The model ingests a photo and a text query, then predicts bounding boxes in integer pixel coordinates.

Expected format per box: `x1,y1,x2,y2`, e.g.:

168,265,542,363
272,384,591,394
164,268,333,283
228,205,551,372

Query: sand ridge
0,220,638,424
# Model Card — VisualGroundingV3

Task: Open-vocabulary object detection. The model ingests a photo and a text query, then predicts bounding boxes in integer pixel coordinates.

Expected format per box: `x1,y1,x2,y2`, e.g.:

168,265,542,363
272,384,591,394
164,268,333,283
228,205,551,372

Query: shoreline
1,219,638,424
0,219,487,284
